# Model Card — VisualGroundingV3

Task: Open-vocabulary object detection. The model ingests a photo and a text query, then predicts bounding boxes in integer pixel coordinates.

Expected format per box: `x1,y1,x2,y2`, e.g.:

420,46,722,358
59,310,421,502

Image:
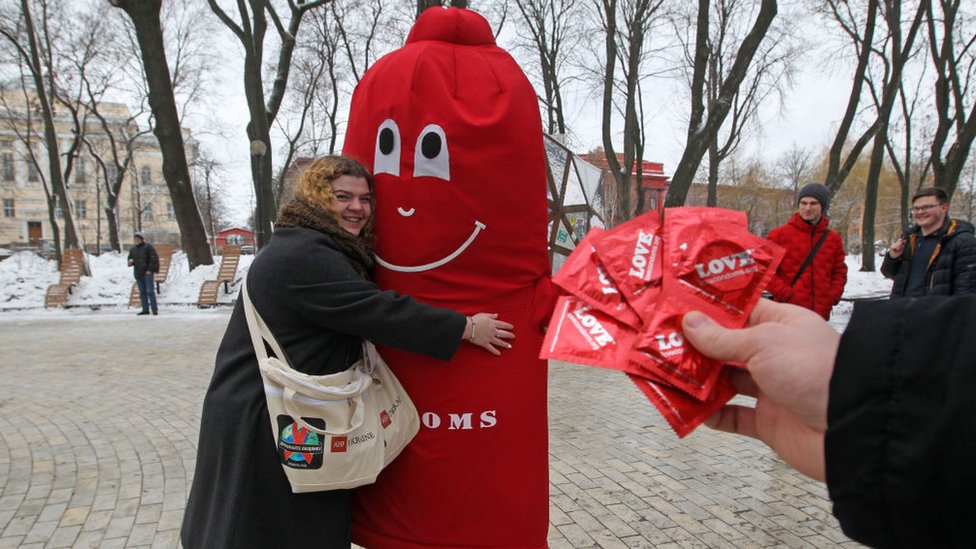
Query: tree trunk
20,0,79,255
707,138,719,207
104,204,121,253
112,0,213,268
860,0,924,272
824,0,879,195
666,0,777,206
417,0,441,18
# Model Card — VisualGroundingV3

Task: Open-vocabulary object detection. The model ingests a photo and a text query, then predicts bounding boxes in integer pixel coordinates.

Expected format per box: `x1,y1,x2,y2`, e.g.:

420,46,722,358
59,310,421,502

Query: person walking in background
881,186,976,297
765,183,847,319
127,231,159,316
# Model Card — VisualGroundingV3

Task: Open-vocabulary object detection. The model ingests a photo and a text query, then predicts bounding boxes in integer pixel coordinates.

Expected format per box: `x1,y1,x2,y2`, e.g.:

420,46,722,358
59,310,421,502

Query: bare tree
775,143,814,200
665,0,778,207
416,0,474,19
859,0,926,272
818,0,882,196
884,57,931,231
513,0,580,136
587,0,667,223
192,151,231,253
206,0,335,249
673,0,799,207
0,0,83,260
81,77,151,253
109,0,214,268
926,0,976,198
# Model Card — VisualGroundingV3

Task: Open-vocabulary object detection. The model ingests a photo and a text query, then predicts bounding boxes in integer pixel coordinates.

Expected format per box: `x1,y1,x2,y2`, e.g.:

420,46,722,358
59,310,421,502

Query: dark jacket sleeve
825,297,976,548
879,251,901,280
254,230,466,361
828,231,847,304
950,233,976,295
147,244,160,273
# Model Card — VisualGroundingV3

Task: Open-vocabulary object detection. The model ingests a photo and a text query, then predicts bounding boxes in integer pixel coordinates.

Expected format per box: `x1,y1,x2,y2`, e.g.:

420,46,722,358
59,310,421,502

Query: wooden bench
197,246,243,307
44,248,86,308
128,245,177,308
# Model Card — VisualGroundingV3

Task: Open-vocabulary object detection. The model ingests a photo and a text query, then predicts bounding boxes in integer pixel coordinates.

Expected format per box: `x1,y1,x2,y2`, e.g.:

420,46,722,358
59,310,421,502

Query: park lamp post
250,139,267,249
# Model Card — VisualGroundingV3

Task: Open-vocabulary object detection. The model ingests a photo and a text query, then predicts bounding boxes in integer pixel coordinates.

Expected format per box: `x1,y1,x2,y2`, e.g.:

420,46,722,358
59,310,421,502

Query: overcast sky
196,6,863,226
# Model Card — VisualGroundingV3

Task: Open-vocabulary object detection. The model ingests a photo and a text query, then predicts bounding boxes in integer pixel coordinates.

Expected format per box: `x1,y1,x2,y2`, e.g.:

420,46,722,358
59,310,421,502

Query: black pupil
379,128,395,155
421,133,441,159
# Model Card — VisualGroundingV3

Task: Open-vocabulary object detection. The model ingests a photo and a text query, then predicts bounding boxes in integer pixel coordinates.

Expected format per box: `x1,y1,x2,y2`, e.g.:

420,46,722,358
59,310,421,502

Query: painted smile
397,207,416,217
375,221,487,273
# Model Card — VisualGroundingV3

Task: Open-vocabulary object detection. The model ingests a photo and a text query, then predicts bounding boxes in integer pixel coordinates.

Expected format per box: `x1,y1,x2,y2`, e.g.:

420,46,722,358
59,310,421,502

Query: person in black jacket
681,298,976,548
181,155,515,549
127,231,159,315
881,186,976,297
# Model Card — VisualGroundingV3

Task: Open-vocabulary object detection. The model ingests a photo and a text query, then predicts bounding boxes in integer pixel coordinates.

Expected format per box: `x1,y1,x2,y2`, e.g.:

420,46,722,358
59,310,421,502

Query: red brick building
578,151,670,217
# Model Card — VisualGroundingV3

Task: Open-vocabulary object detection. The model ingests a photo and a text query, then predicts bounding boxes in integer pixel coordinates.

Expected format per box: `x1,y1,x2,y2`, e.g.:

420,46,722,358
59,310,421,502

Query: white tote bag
241,280,420,493
359,340,420,467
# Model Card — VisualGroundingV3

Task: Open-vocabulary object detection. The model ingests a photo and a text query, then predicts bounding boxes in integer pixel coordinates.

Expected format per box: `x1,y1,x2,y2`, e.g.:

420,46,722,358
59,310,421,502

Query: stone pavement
0,309,861,548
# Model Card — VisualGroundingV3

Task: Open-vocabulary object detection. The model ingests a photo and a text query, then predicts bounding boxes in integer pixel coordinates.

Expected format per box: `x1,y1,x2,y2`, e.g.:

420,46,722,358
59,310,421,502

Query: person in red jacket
766,183,848,319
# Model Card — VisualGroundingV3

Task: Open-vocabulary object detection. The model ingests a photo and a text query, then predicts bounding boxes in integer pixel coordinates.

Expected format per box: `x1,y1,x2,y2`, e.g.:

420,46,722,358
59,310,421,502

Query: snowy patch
0,249,253,311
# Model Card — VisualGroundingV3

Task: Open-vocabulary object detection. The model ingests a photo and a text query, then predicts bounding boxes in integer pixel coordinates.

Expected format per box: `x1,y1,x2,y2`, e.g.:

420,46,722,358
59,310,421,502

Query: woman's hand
466,313,515,355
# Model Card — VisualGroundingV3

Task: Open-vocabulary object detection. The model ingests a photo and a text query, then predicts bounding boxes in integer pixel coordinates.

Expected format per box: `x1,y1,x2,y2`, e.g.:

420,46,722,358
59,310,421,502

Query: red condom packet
629,368,736,438
541,295,638,370
664,210,783,327
630,298,724,401
591,212,665,314
552,229,642,328
628,367,736,438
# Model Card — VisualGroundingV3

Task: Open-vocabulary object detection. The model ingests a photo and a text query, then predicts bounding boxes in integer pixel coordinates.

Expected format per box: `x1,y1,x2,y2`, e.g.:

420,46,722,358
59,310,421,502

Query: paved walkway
0,309,860,548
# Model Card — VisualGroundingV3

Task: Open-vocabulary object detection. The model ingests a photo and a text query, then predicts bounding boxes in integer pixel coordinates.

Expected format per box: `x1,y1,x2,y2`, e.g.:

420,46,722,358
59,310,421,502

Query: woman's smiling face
331,175,372,236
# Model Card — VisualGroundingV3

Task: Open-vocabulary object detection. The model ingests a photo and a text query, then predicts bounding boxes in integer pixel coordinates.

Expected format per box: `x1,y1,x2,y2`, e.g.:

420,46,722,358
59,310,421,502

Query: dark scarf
275,197,375,279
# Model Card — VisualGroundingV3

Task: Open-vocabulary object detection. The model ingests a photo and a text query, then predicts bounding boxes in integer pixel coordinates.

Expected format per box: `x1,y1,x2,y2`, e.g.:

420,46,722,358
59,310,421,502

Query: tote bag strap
241,274,370,435
241,277,290,364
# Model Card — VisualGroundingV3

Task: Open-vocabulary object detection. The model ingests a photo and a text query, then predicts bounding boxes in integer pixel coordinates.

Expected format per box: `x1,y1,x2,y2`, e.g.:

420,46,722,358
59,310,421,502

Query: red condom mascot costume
343,7,554,549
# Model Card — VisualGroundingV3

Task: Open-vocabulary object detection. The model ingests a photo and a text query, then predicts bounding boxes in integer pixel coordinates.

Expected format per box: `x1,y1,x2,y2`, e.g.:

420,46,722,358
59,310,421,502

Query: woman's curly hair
294,155,374,214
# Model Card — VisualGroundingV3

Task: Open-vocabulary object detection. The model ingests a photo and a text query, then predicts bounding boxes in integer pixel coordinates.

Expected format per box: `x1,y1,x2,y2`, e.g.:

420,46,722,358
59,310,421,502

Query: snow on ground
0,250,892,330
0,250,253,312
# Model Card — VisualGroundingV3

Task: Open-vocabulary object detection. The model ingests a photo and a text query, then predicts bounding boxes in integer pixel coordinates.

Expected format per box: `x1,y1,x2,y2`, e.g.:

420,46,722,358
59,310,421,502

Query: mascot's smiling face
343,8,549,297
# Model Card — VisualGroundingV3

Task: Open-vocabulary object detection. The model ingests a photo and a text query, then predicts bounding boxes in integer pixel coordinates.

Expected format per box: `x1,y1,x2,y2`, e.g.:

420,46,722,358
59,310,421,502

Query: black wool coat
880,217,976,297
826,297,976,548
180,227,466,549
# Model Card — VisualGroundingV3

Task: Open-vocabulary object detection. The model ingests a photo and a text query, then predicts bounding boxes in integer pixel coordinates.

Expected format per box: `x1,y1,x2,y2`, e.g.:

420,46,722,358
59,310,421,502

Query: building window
141,166,151,187
3,198,14,218
106,164,117,183
75,200,86,219
27,159,39,182
2,152,14,182
54,196,62,219
144,202,153,221
167,201,175,219
75,156,85,184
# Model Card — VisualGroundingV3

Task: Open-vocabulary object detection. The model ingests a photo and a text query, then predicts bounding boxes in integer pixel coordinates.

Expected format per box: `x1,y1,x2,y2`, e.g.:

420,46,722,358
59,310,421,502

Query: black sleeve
950,235,976,295
879,252,901,279
825,297,976,548
147,245,160,273
252,232,467,361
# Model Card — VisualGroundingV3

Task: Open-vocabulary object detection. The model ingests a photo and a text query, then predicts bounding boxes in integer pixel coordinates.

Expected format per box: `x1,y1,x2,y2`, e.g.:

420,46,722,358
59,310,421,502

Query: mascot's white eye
413,124,450,181
374,119,401,176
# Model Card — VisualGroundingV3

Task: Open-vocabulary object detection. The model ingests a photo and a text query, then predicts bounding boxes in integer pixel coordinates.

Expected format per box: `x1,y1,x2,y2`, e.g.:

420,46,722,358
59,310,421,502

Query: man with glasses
882,186,976,297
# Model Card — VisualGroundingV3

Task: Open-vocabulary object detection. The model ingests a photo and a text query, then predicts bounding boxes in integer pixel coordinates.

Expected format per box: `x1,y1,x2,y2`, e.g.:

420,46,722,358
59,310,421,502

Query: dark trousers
136,273,158,313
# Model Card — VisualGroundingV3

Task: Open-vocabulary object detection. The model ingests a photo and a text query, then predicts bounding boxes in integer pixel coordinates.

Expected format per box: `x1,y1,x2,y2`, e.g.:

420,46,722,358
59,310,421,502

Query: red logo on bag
331,436,347,453
380,410,392,429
